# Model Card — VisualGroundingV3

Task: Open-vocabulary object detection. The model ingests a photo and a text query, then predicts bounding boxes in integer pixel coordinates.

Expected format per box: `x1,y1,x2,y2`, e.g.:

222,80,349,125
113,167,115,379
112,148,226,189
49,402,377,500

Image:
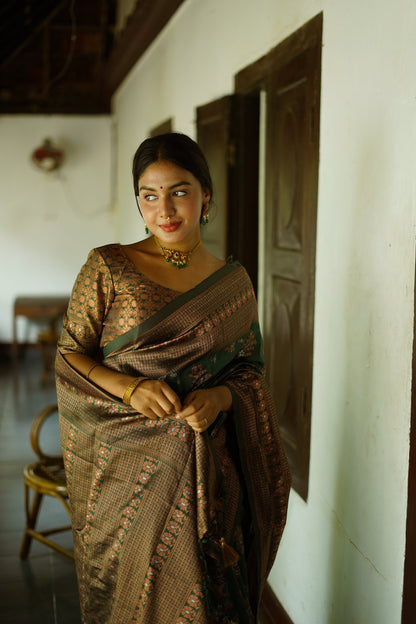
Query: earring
200,212,209,226
145,224,149,235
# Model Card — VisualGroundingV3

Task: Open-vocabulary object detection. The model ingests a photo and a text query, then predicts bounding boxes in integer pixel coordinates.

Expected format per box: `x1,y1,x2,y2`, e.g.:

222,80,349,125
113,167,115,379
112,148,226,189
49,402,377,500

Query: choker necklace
154,237,201,269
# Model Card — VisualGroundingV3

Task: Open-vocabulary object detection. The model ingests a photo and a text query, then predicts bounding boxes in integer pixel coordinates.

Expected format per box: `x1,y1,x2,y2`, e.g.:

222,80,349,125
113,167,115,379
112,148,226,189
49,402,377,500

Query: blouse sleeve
57,248,115,357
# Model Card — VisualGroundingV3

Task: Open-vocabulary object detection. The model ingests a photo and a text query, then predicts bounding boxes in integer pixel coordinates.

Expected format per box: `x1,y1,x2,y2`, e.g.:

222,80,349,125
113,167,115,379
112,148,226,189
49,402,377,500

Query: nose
159,195,175,218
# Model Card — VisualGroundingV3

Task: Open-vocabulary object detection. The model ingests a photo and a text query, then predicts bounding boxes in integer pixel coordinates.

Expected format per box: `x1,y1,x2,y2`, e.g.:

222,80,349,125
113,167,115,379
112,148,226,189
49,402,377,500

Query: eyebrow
139,181,192,192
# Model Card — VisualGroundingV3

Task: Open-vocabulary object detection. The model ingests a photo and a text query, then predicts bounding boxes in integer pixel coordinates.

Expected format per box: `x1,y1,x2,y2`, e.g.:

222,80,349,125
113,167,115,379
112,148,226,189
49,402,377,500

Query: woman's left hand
176,386,232,433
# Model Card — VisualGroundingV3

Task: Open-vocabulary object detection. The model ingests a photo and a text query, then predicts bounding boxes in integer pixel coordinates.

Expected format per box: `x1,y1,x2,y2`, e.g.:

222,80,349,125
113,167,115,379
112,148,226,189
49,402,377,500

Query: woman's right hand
62,353,181,419
129,378,182,419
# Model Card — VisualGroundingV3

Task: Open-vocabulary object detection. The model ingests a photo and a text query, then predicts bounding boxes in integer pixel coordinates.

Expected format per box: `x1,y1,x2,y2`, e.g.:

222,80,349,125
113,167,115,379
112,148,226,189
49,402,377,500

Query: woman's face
138,160,210,246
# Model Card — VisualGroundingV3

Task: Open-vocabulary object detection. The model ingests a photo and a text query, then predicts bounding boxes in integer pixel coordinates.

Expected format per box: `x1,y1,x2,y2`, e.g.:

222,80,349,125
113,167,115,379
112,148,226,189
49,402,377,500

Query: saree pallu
56,250,290,624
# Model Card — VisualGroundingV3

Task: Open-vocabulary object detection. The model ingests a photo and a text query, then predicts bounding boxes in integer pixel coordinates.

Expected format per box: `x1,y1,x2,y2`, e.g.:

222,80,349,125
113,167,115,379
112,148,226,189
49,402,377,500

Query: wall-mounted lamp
31,138,65,172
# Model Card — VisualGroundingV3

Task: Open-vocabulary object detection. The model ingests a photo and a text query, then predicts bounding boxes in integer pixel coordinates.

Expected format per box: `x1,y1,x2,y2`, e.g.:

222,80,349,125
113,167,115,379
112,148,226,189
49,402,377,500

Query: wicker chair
19,404,73,560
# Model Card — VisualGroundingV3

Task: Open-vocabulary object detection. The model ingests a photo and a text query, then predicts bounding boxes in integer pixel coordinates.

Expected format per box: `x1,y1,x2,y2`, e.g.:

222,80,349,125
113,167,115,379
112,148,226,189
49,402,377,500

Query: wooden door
196,95,259,291
263,43,320,500
233,14,322,500
196,97,230,260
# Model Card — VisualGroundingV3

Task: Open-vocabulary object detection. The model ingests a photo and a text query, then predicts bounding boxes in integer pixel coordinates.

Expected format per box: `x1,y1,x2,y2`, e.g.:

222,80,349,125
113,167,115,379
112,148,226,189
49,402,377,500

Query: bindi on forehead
160,186,163,189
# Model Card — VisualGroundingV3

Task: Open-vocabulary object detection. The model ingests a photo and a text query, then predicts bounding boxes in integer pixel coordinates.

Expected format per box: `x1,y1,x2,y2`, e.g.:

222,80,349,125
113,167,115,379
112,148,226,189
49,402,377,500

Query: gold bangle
122,377,150,405
86,362,102,380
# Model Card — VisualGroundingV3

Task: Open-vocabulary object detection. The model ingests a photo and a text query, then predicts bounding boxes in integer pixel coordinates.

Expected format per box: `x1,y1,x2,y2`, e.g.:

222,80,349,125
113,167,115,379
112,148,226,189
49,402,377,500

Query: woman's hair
132,133,213,202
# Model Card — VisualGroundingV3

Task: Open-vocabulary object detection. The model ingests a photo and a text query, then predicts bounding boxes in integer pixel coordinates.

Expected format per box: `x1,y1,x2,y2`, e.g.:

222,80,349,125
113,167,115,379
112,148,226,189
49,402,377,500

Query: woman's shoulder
94,242,122,256
223,257,257,296
223,255,249,278
78,244,130,284
85,243,127,266
199,250,251,288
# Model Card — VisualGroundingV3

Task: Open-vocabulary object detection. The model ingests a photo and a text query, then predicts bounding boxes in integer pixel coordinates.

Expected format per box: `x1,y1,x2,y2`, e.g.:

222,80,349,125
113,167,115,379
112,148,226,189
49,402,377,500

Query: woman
56,133,290,624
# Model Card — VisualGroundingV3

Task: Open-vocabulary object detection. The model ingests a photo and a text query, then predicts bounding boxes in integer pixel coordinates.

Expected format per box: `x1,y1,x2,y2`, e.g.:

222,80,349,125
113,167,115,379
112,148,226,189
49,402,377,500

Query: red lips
159,222,181,233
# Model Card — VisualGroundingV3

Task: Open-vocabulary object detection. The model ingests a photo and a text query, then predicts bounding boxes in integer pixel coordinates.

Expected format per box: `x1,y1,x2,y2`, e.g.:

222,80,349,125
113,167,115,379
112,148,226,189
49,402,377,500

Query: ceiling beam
103,0,185,97
0,0,68,68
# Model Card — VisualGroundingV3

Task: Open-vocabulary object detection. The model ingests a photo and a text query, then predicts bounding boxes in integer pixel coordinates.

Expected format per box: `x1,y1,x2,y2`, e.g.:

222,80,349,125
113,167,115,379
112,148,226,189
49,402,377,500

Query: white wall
113,1,416,623
0,115,116,343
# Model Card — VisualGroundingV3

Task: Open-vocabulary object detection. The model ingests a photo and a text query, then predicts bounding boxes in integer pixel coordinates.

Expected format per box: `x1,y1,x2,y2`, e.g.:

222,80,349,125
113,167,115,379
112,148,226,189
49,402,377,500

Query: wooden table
13,296,69,365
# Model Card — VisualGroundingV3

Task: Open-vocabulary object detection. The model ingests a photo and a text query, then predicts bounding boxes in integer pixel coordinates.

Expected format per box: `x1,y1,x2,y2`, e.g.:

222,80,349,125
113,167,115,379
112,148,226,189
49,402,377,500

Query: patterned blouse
58,244,180,356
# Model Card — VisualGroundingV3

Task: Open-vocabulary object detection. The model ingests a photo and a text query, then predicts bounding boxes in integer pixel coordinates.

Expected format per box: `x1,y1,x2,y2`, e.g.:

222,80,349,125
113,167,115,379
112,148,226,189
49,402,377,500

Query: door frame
234,12,322,500
402,255,416,622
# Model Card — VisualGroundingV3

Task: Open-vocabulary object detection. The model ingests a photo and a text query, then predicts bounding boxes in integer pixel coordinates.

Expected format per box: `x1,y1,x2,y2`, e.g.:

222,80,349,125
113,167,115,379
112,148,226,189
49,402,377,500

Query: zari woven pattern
56,244,291,624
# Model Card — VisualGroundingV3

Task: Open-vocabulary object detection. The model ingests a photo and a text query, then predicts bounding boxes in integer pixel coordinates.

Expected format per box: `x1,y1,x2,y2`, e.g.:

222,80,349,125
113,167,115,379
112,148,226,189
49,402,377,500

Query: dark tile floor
0,348,81,624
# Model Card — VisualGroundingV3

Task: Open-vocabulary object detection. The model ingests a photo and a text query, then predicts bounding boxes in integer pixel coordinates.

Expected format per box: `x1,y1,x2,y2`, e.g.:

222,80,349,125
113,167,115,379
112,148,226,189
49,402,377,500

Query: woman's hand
63,353,182,419
176,386,232,433
130,379,182,419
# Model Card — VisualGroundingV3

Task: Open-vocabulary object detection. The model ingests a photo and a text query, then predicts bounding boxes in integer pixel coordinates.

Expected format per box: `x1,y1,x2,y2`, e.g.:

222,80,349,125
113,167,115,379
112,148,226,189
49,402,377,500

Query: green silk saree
56,244,290,624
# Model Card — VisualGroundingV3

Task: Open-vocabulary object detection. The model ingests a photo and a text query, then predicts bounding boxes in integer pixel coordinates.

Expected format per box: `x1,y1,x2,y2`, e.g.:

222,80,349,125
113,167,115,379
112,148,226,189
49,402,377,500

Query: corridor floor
0,349,81,624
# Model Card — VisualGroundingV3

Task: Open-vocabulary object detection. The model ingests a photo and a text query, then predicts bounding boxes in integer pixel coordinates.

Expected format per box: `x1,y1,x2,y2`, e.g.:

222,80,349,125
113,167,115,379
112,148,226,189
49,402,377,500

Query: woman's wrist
63,353,152,403
213,385,232,412
122,377,150,405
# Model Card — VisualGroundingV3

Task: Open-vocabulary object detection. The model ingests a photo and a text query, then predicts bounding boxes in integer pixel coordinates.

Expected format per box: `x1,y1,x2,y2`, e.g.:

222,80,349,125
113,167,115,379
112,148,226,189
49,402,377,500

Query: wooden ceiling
0,0,185,115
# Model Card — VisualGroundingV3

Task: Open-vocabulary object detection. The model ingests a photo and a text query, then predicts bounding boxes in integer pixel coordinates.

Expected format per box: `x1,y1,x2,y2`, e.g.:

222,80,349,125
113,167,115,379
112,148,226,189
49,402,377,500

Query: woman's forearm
63,353,136,400
63,352,182,418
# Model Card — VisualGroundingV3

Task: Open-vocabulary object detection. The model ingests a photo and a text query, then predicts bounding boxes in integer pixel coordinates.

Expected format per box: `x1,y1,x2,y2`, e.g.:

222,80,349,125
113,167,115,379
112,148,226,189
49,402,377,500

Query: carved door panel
264,46,320,500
